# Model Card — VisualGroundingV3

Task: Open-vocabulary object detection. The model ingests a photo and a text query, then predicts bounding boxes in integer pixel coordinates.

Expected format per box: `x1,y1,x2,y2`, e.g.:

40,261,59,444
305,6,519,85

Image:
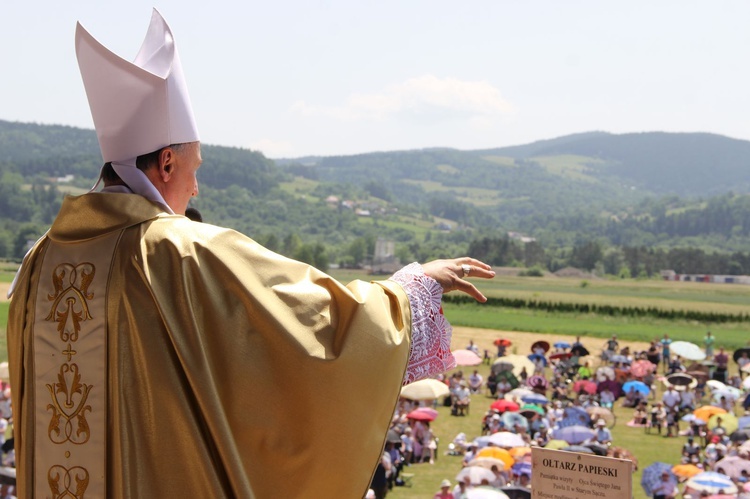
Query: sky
2,1,749,158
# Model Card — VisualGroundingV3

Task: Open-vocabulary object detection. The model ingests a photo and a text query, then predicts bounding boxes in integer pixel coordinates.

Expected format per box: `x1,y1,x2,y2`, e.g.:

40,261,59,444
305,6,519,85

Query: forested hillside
1,120,749,276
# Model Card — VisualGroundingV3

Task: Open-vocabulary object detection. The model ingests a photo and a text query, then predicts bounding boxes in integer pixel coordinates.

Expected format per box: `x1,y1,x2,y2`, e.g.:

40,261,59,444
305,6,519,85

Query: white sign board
531,447,632,499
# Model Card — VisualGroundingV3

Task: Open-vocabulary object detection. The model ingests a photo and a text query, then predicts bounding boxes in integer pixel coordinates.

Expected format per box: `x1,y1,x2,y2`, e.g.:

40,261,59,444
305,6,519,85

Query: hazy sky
2,1,749,158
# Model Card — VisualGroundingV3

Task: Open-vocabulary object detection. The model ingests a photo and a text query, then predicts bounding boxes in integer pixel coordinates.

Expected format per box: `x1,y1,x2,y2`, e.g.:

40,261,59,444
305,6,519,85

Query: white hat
76,9,199,213
596,419,606,426
76,9,199,163
441,479,452,488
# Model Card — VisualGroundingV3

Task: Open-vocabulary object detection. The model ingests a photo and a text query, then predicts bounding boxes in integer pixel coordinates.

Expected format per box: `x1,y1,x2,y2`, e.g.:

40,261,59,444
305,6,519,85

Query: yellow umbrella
498,354,536,378
476,447,514,469
509,446,532,459
694,405,727,422
545,439,569,450
672,464,702,478
708,412,738,434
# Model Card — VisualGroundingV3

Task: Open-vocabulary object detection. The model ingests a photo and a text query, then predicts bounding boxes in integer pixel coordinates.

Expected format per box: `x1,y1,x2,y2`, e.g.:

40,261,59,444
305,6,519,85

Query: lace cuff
389,262,456,384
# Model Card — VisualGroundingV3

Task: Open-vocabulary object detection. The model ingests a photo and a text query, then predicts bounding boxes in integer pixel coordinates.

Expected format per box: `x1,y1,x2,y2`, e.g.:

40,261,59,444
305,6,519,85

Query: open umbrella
738,415,750,429
570,345,590,357
527,375,548,390
531,340,550,353
670,341,707,361
554,341,571,350
494,338,512,347
630,359,656,378
499,486,530,499
685,471,737,495
501,411,529,432
406,407,438,421
622,380,650,395
521,393,548,405
730,429,750,443
456,466,498,485
549,352,571,361
527,353,547,367
733,348,750,363
495,370,520,389
694,405,727,422
511,461,532,477
491,399,520,413
664,372,696,389
595,366,615,381
552,425,596,444
498,355,536,377
545,439,569,450
708,412,738,434
573,380,597,395
609,354,629,364
468,456,509,471
400,379,450,401
715,456,750,479
453,349,483,366
558,406,591,428
672,464,702,479
488,432,526,449
641,462,676,497
504,388,534,403
596,379,622,398
584,443,608,456
520,404,545,417
586,406,615,427
477,446,515,467
508,446,531,459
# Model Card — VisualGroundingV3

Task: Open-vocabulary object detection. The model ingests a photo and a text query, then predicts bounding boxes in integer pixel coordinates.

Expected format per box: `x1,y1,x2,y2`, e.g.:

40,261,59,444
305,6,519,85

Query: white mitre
76,9,199,213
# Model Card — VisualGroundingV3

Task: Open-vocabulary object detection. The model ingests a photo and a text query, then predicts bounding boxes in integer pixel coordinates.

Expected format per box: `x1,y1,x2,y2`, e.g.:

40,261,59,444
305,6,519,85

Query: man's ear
159,147,176,181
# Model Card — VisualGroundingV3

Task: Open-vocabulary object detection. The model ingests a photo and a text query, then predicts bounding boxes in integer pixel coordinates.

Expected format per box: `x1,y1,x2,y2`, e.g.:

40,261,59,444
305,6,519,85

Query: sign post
531,448,633,499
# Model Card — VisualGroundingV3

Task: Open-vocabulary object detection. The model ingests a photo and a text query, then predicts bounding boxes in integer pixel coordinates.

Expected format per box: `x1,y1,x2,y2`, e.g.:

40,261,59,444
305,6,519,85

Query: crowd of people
372,333,750,499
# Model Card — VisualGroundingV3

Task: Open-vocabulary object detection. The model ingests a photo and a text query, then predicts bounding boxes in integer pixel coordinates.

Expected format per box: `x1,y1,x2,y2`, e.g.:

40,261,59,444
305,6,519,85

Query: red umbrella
531,340,550,353
407,407,438,421
494,339,512,347
573,380,597,395
550,352,572,361
452,349,483,366
630,359,656,378
491,399,520,413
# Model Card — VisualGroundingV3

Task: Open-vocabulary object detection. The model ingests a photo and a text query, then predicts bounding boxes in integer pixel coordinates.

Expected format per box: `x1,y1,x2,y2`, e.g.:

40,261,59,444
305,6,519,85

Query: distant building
508,231,536,243
371,238,400,274
660,270,750,285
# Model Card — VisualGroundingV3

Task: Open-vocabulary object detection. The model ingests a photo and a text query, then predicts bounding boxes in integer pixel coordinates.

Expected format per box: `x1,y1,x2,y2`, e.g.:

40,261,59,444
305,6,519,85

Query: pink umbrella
573,380,597,395
631,360,657,378
453,349,483,366
407,407,438,421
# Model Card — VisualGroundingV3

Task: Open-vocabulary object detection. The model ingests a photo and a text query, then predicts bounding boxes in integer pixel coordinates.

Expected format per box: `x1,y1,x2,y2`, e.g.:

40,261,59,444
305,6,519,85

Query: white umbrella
670,341,706,361
400,379,450,401
706,380,727,391
685,471,737,495
456,466,498,485
504,388,534,403
488,431,526,448
595,366,615,381
743,376,750,390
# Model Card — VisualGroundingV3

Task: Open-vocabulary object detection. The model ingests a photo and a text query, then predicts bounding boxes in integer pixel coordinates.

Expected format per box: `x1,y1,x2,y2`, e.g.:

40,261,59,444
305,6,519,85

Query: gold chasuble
8,192,411,498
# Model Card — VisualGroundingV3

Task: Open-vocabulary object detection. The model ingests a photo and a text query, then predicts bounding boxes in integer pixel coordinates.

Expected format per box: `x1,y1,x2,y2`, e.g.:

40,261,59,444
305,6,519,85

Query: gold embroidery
48,465,90,499
46,364,92,444
44,262,96,494
46,263,95,343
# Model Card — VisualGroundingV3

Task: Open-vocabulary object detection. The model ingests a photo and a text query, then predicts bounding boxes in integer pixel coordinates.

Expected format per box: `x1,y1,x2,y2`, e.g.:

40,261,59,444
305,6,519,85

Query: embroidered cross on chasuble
33,232,120,498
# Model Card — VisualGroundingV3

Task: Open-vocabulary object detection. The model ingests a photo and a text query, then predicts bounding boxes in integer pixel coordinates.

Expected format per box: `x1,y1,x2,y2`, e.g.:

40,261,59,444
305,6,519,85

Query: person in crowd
603,335,619,364
5,9,500,499
662,385,681,414
452,382,471,416
651,471,677,499
468,370,483,394
467,340,479,356
594,419,612,445
433,479,454,499
649,402,666,434
703,331,715,357
660,334,672,371
715,347,730,383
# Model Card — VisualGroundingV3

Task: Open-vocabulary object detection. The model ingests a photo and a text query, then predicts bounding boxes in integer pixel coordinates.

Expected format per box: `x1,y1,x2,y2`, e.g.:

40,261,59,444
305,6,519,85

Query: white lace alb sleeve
390,262,456,384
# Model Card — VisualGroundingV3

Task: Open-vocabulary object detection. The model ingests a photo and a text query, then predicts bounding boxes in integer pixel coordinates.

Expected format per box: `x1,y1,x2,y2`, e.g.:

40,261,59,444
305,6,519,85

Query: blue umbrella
552,425,596,444
557,406,591,428
641,462,675,497
685,471,737,495
554,342,570,350
739,415,750,429
502,411,529,431
528,353,548,366
609,355,630,364
521,393,549,405
511,462,532,477
622,380,650,395
681,414,706,425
